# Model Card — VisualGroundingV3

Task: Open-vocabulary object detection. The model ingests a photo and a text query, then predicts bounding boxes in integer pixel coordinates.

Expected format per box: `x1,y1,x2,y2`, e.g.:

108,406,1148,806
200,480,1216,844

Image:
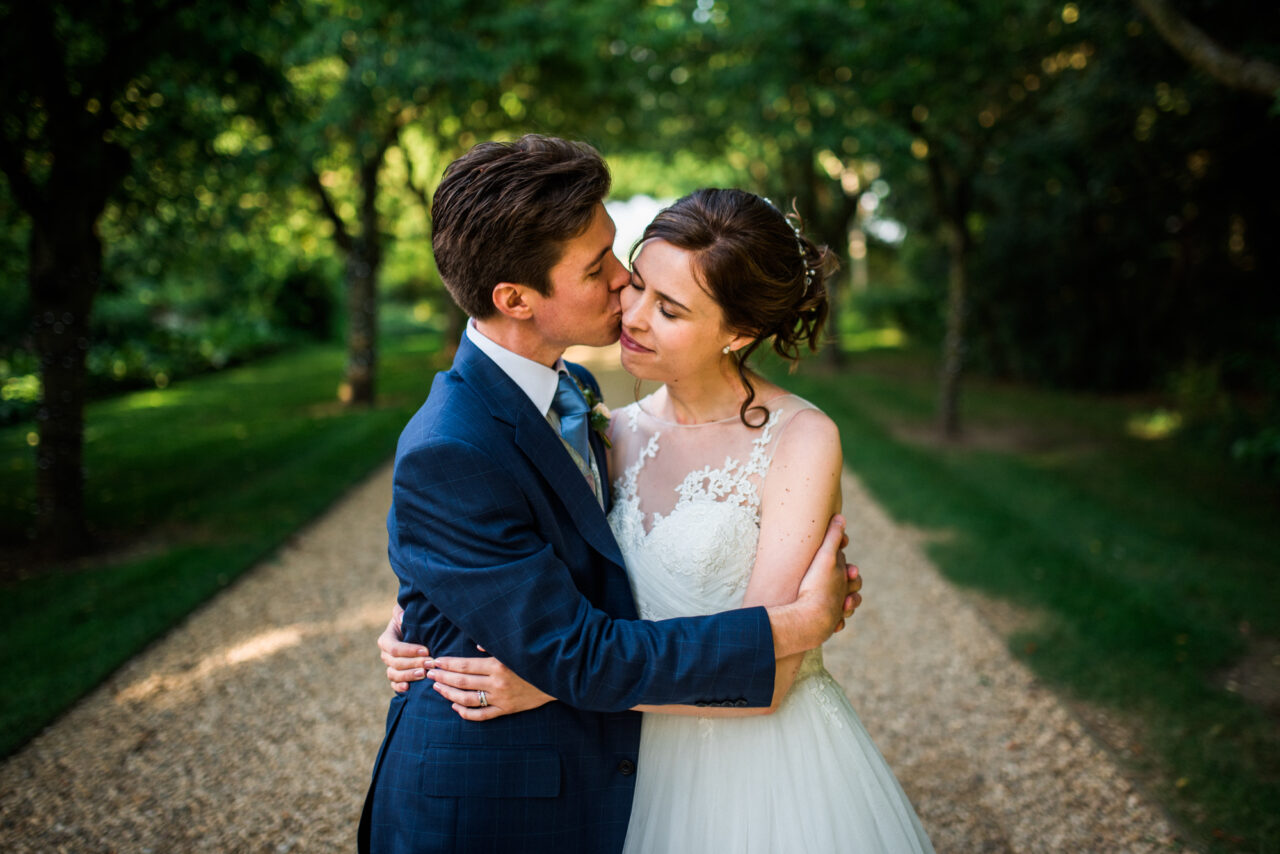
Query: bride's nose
621,286,645,330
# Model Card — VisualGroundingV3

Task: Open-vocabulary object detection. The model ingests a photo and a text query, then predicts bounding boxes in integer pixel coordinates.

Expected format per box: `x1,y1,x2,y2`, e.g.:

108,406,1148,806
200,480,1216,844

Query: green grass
770,349,1280,853
0,318,448,757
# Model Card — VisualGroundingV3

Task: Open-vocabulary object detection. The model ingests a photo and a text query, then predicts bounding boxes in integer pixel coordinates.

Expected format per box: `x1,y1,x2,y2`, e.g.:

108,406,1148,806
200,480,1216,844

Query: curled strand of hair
733,341,770,428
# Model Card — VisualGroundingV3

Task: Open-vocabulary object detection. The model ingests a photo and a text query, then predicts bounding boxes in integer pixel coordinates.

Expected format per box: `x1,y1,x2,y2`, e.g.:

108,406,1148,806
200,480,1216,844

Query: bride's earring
722,345,731,354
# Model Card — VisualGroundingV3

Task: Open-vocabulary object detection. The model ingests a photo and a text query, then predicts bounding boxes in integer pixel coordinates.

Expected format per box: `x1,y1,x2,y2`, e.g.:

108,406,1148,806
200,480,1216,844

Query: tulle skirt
622,654,934,854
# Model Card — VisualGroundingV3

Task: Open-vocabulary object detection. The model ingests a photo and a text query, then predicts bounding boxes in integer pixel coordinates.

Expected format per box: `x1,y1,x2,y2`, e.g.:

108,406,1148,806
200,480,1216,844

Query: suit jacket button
618,759,636,776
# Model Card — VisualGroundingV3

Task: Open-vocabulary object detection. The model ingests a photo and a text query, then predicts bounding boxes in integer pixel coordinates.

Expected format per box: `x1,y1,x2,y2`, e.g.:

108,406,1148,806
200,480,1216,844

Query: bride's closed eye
630,274,678,319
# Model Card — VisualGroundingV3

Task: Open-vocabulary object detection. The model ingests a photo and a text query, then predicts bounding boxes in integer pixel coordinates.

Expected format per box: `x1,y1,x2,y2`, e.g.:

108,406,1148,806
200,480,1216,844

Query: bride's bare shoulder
765,396,840,471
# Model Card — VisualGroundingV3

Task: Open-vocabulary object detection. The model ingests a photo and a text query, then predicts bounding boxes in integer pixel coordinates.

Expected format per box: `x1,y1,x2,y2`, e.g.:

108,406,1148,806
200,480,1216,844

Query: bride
384,189,933,853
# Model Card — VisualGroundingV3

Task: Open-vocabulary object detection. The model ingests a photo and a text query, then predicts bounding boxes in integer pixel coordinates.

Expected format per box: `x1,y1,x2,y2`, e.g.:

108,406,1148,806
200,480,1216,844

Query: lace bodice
606,393,818,620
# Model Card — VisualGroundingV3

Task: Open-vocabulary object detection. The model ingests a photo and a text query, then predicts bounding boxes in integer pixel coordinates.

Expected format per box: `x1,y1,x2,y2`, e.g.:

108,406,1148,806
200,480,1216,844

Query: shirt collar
465,319,566,417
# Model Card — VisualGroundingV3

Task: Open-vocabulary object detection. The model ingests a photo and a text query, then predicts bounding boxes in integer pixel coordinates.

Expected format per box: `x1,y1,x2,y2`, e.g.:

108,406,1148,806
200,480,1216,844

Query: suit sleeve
390,435,776,713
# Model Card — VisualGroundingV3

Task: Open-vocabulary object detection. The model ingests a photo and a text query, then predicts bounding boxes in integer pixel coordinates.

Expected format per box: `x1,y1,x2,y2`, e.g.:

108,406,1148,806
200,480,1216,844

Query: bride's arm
635,408,846,718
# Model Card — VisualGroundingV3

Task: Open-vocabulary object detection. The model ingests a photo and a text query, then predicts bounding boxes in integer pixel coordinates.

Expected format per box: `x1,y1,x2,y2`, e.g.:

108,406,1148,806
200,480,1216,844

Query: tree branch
307,168,354,255
1133,0,1280,96
403,149,434,230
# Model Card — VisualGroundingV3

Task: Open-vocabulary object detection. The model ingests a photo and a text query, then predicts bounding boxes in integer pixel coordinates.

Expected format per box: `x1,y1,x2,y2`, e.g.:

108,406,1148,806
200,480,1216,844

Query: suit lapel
513,408,625,568
452,337,626,570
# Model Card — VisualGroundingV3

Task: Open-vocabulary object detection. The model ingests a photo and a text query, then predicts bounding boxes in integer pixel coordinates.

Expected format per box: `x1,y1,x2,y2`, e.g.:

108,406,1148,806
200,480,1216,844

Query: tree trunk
922,148,973,441
937,218,970,440
343,250,378,405
343,155,384,406
794,149,846,368
29,214,101,557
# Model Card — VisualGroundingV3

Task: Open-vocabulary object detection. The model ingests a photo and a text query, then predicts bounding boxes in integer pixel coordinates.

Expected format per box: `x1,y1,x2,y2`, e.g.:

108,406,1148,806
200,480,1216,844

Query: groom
359,135,859,854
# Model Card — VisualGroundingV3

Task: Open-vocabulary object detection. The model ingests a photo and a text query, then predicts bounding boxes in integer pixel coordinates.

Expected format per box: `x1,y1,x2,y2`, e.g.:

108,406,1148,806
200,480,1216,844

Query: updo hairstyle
632,188,836,427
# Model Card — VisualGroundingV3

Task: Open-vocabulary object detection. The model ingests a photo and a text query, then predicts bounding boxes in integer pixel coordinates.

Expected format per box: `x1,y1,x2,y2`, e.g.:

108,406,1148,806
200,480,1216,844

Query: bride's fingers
378,637,428,660
432,681,494,708
388,665,427,683
451,702,504,722
381,653,430,671
429,656,497,675
427,668,488,692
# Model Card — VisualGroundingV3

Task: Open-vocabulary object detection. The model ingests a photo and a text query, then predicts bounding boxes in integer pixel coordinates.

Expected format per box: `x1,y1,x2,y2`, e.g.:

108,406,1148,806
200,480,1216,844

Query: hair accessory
762,196,815,295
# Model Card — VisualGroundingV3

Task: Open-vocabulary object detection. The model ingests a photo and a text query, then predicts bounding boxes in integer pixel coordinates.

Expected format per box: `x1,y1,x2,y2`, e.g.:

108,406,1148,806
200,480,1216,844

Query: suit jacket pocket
419,744,561,799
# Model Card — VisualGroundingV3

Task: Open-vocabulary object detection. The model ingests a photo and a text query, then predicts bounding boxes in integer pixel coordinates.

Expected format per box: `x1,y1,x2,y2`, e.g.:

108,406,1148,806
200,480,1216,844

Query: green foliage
770,352,1280,853
1232,426,1280,477
0,323,448,755
962,3,1280,395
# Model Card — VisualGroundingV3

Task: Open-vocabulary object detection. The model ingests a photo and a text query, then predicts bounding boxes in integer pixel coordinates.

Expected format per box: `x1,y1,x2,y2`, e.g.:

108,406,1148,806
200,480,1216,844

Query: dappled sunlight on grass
115,387,195,410
1126,408,1183,440
845,327,906,351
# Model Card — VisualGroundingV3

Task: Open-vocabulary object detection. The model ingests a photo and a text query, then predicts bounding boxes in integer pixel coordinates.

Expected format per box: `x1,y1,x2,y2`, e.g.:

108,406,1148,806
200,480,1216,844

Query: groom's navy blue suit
359,334,777,854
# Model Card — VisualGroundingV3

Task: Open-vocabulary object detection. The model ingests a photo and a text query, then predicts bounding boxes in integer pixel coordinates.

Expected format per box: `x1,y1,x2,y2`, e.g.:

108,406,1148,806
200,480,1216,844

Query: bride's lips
619,331,653,354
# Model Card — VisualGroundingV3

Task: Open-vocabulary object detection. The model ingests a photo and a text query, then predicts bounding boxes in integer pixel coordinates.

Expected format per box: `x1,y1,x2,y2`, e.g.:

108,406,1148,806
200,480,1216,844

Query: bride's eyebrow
632,264,691,313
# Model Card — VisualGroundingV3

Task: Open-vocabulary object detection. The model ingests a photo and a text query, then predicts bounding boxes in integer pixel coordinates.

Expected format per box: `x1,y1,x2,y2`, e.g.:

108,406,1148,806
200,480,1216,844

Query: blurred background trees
2,2,1277,845
2,0,1277,539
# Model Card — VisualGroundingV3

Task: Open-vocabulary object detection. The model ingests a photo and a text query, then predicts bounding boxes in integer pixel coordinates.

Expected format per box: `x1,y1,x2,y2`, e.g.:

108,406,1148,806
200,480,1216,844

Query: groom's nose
606,254,629,292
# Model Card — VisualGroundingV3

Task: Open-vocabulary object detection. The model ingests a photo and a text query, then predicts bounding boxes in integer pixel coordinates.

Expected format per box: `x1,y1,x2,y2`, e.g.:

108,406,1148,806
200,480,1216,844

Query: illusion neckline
634,392,797,427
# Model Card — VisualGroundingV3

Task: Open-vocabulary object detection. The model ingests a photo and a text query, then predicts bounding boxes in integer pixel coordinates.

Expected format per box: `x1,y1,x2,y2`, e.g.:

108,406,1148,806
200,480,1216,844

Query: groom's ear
491,282,534,320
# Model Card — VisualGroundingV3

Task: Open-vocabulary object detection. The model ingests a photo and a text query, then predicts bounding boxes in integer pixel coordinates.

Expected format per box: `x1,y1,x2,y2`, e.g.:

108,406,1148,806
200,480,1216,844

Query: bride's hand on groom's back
378,604,430,693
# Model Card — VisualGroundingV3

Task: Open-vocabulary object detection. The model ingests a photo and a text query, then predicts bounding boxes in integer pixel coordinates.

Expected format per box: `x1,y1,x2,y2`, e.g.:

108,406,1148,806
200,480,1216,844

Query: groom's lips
620,331,653,354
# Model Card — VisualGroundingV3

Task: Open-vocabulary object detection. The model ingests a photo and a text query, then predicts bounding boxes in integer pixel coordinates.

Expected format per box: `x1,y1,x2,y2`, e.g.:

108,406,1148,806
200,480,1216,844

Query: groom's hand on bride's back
766,515,861,658
378,605,431,693
806,515,861,633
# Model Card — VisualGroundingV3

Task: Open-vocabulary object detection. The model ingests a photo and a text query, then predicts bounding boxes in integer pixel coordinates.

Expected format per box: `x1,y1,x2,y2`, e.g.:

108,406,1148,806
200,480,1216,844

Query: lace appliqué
608,426,660,556
607,407,785,606
667,408,782,522
791,650,845,729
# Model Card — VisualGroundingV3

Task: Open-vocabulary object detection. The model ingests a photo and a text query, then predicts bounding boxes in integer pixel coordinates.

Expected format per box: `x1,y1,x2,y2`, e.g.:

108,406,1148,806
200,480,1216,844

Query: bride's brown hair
631,189,835,427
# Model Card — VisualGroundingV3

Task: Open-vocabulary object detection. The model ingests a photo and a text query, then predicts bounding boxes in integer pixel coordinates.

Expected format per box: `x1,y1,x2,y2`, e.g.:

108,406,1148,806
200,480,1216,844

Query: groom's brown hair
431,134,611,319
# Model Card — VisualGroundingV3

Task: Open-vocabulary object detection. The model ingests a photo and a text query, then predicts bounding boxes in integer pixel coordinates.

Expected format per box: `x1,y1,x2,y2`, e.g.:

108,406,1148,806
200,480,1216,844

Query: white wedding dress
607,394,934,854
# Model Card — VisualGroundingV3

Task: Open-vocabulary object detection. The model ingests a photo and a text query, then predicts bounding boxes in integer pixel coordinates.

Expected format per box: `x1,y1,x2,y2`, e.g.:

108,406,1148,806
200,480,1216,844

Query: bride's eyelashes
628,278,677,319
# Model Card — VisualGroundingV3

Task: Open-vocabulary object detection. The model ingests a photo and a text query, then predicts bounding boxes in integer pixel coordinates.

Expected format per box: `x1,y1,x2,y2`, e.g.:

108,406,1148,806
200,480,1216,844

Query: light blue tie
552,371,592,463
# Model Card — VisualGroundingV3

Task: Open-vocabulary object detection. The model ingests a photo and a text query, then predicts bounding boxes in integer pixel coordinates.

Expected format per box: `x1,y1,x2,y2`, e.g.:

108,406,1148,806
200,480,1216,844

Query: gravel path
0,350,1190,852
